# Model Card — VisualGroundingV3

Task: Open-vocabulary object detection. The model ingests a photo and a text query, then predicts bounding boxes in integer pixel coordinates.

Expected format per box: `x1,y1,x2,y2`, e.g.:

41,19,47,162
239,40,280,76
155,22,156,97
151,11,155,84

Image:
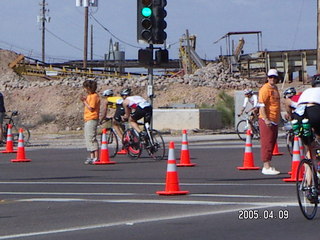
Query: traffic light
137,0,153,44
152,0,167,44
138,48,153,65
137,0,167,44
155,49,168,64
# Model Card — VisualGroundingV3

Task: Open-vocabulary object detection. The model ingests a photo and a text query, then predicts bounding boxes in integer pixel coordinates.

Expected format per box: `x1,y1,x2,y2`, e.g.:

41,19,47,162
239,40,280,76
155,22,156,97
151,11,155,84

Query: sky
0,0,316,66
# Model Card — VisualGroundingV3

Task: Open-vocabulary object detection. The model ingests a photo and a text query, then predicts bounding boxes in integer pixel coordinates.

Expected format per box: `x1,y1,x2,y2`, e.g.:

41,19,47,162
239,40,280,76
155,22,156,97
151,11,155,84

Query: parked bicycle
122,121,165,160
236,113,260,141
2,111,30,145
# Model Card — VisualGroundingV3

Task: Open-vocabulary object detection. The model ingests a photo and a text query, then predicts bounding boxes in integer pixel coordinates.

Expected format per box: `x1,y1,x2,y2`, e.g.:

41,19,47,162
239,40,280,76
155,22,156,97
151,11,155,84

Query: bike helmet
102,89,114,97
244,89,253,95
283,87,296,98
120,88,132,96
312,74,320,87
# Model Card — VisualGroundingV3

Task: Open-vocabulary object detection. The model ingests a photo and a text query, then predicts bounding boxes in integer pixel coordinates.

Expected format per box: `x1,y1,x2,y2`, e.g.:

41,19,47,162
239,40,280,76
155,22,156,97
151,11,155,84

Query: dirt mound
0,49,305,135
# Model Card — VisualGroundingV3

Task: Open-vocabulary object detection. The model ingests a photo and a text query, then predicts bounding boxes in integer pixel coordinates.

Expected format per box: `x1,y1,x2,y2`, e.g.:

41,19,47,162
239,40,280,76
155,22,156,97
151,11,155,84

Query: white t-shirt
243,94,258,108
127,96,151,109
297,87,320,105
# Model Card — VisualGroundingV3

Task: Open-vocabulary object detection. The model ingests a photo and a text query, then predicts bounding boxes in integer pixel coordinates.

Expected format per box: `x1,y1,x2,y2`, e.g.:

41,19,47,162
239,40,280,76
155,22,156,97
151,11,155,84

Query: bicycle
98,118,126,158
236,113,260,141
296,129,320,220
122,121,165,160
2,111,30,145
283,120,294,156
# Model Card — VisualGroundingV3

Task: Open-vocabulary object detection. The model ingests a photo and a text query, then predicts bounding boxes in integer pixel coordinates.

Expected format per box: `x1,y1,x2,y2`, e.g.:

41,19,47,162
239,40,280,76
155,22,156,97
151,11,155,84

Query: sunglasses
268,75,278,79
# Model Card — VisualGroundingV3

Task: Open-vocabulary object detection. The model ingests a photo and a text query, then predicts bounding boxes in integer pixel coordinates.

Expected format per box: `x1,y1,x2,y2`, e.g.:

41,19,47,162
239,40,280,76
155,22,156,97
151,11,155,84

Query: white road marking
0,181,295,187
0,201,296,239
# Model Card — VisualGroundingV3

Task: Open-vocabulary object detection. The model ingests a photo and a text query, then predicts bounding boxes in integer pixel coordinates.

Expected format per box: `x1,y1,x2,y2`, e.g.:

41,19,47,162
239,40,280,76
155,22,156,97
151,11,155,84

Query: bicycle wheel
286,131,294,156
122,129,142,159
106,128,118,158
296,158,318,220
251,124,260,140
9,124,30,145
146,130,165,160
236,120,248,141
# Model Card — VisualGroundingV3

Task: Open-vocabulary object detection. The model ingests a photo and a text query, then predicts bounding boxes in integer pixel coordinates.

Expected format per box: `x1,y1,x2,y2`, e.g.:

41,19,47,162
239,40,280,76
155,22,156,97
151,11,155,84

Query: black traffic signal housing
137,0,153,44
155,49,168,64
138,48,153,65
152,0,167,44
137,0,167,44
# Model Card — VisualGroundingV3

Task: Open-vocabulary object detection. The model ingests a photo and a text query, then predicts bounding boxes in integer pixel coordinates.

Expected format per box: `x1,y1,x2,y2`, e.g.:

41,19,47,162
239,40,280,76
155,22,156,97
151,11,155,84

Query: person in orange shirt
258,69,281,175
80,80,100,164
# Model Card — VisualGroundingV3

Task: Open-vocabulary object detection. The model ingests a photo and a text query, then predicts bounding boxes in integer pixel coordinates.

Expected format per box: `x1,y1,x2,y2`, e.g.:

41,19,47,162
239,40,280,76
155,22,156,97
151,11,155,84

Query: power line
45,28,104,58
89,13,140,49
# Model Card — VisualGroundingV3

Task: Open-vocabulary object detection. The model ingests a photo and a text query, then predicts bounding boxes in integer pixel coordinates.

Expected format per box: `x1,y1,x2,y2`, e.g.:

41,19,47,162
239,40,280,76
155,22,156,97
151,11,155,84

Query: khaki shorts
84,119,99,152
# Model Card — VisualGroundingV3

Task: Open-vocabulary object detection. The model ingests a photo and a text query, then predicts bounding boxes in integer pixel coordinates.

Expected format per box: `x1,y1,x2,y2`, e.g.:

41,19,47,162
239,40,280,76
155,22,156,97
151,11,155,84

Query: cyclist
292,74,320,202
238,89,259,118
283,87,301,121
238,89,259,129
100,89,125,140
120,88,152,137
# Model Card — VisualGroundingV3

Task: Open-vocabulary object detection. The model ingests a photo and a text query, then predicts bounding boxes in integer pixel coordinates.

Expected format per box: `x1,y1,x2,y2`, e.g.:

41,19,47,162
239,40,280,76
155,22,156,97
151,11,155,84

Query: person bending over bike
292,75,320,202
283,87,301,121
292,75,320,154
100,89,125,140
120,88,152,138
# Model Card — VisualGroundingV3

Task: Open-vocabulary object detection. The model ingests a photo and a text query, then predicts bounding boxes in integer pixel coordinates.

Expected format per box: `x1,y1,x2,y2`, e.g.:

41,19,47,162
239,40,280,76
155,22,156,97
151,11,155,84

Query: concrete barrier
153,109,222,130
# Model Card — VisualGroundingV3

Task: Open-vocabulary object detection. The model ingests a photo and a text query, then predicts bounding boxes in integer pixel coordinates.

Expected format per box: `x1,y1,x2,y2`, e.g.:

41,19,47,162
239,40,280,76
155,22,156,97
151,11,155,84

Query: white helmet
244,89,253,95
102,89,114,97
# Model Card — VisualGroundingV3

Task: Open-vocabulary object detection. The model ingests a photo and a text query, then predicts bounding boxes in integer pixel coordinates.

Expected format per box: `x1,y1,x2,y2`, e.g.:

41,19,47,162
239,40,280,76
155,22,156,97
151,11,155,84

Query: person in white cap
258,69,281,175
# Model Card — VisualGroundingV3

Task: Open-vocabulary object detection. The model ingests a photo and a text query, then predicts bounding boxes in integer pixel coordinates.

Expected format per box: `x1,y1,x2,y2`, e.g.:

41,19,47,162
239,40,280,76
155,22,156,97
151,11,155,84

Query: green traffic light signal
141,7,152,17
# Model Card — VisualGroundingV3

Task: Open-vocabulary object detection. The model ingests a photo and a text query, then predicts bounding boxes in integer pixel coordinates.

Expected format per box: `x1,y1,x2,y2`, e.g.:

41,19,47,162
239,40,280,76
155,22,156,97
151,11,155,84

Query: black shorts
130,106,152,123
113,105,125,122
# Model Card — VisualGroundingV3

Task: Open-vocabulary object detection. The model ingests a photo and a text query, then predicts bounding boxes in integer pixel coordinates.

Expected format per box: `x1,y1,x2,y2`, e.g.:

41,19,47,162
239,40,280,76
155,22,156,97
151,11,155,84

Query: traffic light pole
147,44,154,128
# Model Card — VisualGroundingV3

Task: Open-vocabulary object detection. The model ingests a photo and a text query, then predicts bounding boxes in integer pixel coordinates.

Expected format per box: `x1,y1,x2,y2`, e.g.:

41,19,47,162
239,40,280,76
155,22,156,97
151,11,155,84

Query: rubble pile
0,50,260,91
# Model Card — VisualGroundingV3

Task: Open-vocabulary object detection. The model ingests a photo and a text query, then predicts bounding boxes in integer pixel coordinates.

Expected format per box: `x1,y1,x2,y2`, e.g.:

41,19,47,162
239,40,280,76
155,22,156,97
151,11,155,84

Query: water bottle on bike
291,119,301,136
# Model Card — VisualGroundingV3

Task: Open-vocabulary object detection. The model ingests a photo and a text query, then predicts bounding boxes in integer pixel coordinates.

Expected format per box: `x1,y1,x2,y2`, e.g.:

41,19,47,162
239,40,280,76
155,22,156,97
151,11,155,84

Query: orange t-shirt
84,93,100,122
258,83,280,123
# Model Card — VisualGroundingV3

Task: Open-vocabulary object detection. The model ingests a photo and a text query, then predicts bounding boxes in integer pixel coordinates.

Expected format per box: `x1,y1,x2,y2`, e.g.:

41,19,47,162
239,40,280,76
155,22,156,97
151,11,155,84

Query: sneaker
262,167,280,175
91,158,98,164
84,158,93,165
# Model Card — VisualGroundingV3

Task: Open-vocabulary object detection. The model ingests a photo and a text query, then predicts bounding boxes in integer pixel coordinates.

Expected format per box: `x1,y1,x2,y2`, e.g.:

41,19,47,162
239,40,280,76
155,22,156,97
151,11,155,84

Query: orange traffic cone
1,124,17,154
94,129,116,165
237,129,260,170
272,141,284,156
117,148,128,155
177,129,196,167
283,136,303,182
156,141,189,195
11,128,31,162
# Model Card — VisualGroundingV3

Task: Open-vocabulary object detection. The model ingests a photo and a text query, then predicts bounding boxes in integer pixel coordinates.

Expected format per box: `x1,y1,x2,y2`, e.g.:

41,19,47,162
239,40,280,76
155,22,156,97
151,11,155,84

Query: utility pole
76,0,98,69
317,0,320,73
83,6,89,69
90,24,93,61
38,0,50,62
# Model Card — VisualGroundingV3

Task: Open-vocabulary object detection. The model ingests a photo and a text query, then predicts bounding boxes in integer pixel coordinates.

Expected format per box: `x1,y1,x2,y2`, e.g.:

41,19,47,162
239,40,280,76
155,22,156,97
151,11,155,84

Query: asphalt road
0,139,319,239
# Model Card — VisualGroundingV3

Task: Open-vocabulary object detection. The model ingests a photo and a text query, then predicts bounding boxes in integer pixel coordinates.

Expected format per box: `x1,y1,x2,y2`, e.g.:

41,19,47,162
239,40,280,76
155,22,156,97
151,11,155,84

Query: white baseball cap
267,69,278,77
